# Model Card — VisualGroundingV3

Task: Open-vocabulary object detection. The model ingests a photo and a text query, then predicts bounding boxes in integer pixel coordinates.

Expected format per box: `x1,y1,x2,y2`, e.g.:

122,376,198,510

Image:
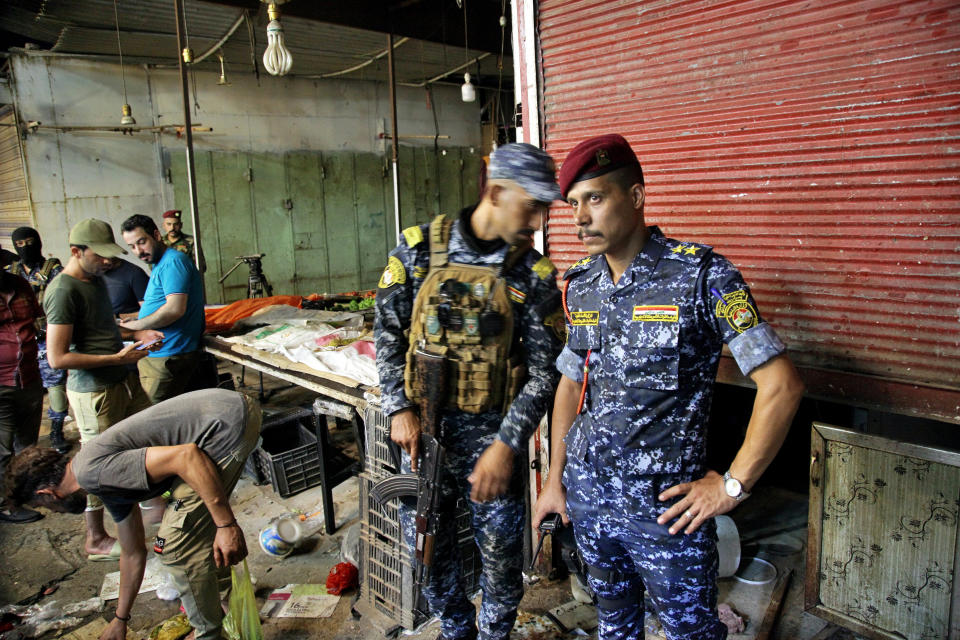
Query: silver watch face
724,477,742,497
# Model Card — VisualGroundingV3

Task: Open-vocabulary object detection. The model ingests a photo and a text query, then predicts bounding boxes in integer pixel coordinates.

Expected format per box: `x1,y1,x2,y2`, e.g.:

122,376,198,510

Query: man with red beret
162,210,205,273
533,134,804,639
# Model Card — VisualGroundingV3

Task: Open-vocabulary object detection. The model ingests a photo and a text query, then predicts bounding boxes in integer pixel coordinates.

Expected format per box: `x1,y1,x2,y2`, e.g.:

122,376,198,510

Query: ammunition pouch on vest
404,214,528,415
12,258,58,338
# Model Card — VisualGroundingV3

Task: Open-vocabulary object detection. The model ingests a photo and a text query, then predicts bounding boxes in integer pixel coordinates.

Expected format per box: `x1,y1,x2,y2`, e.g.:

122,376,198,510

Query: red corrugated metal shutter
539,0,960,402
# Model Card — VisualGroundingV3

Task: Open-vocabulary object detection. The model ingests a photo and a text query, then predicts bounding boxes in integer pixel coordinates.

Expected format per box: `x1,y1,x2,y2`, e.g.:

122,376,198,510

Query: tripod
219,253,274,298
219,254,274,398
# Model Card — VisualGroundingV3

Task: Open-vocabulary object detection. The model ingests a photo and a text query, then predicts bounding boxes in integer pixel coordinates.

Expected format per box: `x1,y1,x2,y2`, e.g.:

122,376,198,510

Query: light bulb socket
120,104,136,125
267,3,280,21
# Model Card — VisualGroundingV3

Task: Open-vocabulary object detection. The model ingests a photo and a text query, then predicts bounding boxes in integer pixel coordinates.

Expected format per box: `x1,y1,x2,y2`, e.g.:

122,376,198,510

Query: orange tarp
204,295,303,334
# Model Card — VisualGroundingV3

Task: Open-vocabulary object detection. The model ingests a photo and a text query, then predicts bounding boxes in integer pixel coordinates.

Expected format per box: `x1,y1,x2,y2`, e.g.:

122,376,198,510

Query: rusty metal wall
538,0,960,402
0,106,34,245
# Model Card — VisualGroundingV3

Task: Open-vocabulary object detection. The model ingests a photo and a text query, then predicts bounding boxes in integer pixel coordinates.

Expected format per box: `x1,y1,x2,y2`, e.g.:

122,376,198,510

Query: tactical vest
403,214,527,415
10,258,58,302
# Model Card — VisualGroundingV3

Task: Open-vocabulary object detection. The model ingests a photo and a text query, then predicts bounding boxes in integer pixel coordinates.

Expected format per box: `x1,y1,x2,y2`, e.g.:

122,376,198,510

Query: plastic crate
363,403,401,478
252,408,323,498
356,473,481,631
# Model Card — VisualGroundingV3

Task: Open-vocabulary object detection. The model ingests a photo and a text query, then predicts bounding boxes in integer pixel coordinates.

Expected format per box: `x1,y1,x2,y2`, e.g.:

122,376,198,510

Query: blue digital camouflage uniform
6,259,68,418
558,227,786,640
375,207,564,640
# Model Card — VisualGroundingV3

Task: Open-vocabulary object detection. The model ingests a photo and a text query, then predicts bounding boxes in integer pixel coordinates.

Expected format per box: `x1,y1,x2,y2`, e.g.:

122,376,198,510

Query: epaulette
402,224,425,249
562,254,599,280
660,237,712,264
531,255,557,280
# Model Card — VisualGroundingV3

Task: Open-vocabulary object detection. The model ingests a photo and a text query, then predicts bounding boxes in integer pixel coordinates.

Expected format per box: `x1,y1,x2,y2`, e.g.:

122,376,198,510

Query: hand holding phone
136,338,163,351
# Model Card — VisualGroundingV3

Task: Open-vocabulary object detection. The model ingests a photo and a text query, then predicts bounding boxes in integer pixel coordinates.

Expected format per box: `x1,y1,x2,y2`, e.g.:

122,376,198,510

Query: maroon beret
162,209,182,219
558,134,643,197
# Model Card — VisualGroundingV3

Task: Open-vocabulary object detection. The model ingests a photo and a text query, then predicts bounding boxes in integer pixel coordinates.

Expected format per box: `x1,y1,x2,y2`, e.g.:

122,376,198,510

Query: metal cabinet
807,423,960,639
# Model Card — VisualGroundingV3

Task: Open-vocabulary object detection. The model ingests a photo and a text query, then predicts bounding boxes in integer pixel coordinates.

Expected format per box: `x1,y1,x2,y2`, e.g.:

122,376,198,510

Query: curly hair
4,446,68,507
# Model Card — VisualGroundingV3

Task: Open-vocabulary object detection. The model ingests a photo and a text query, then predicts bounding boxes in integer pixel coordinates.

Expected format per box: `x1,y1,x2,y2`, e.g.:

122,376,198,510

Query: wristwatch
723,471,751,502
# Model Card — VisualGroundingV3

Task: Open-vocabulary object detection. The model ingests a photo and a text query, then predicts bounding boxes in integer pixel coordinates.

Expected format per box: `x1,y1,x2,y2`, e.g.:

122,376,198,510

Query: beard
60,490,88,514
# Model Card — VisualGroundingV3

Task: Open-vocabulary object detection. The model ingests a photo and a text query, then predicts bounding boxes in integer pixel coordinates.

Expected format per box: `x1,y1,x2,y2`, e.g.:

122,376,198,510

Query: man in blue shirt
120,215,205,404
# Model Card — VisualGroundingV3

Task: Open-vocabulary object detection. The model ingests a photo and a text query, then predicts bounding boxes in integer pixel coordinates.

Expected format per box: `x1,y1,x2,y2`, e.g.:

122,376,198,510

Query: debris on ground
544,599,597,634
718,602,745,633
0,601,83,639
100,556,168,601
325,562,358,595
147,613,192,640
259,584,339,618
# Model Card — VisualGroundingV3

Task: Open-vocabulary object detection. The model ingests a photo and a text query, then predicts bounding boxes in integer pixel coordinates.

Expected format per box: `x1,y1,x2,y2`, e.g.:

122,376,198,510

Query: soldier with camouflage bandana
375,143,565,640
6,227,70,453
533,135,804,640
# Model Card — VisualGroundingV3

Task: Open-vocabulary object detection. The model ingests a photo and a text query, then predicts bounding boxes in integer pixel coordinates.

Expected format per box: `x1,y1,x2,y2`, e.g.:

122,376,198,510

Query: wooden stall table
204,335,376,533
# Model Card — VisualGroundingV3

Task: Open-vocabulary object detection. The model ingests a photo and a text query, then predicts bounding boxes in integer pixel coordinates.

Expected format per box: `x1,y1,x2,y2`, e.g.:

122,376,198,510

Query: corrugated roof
0,0,511,86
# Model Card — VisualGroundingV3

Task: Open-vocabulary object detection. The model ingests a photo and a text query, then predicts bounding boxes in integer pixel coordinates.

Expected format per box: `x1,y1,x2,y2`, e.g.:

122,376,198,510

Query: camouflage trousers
36,339,67,388
37,339,68,419
399,410,525,640
564,456,727,640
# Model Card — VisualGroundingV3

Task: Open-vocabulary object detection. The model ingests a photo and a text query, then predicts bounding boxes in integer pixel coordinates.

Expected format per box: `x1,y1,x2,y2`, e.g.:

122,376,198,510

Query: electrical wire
180,0,200,113
112,0,128,105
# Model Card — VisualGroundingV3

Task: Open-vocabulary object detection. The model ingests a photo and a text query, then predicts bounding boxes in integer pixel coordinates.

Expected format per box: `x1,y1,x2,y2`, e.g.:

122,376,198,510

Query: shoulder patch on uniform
562,255,598,280
378,255,406,289
544,308,566,341
711,288,758,333
532,256,556,280
507,285,527,304
402,225,424,248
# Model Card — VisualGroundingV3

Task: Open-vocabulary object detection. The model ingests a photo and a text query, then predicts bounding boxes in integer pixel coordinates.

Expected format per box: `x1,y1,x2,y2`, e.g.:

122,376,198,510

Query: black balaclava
11,226,43,267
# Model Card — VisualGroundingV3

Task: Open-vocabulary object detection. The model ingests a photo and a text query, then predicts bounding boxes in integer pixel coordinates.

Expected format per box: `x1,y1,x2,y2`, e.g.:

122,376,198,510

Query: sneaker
0,506,44,524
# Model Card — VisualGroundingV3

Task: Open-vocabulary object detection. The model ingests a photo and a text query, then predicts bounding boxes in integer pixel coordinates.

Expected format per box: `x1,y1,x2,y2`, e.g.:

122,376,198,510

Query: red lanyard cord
562,279,591,414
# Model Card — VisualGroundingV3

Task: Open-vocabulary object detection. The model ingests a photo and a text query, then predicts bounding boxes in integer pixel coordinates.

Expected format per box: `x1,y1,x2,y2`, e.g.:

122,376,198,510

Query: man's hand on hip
389,408,421,472
468,440,515,503
656,470,738,535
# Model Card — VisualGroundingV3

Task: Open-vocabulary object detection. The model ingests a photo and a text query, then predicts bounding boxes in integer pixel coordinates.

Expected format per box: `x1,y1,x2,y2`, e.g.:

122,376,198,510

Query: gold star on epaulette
671,245,684,254
683,245,700,255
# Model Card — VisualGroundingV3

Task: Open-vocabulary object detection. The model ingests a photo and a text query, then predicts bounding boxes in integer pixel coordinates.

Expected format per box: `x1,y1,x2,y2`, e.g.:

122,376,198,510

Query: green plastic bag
222,559,263,640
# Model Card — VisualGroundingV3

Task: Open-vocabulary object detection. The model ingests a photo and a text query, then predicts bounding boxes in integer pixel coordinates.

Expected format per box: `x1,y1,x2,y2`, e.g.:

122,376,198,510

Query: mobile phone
136,338,163,351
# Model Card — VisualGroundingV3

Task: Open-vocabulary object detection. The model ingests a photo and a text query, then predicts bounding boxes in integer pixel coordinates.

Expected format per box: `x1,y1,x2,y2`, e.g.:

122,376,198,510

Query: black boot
49,416,70,454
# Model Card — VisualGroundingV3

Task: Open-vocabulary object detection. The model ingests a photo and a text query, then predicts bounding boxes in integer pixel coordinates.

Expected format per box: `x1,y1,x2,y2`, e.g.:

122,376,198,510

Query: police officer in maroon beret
534,134,804,640
161,210,205,273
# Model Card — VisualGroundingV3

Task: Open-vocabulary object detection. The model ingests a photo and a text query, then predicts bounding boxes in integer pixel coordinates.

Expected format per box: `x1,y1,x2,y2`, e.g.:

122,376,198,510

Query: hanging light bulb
217,50,230,86
262,3,293,76
461,73,476,102
120,103,136,125
459,0,475,102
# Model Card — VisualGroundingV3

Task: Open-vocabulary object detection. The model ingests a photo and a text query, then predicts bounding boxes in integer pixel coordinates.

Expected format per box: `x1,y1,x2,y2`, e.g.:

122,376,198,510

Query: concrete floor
1,366,861,640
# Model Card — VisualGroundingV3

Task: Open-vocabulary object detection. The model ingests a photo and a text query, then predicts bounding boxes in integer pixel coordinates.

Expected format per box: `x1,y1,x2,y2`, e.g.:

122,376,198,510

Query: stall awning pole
387,32,401,244
173,0,205,299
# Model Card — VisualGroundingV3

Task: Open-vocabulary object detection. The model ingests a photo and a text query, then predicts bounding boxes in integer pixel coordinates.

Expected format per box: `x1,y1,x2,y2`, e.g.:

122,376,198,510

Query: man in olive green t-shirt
43,218,164,561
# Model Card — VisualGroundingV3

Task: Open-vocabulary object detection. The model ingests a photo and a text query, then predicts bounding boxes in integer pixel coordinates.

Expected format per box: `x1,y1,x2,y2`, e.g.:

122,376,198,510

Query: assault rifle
371,348,447,586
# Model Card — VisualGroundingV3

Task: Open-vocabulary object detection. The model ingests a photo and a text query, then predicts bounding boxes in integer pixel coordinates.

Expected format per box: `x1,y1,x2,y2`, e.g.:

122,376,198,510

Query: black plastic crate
252,408,323,497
